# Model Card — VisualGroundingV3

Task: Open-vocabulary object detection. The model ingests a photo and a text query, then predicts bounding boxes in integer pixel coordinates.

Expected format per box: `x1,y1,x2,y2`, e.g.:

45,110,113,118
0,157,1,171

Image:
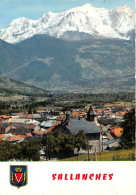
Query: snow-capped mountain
0,4,134,43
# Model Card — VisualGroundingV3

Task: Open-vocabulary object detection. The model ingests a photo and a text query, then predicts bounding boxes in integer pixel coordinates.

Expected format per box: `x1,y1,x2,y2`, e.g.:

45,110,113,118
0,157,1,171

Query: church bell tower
87,106,97,123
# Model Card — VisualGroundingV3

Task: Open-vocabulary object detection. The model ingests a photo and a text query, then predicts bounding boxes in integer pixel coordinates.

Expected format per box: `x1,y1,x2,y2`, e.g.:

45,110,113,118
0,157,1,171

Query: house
5,125,16,134
32,114,41,120
26,124,37,132
56,106,102,153
66,118,101,152
3,124,34,135
36,110,46,117
0,134,6,141
0,115,11,120
20,114,33,119
4,118,40,125
71,111,85,119
111,127,123,137
6,135,26,143
0,133,16,142
32,131,44,139
1,118,40,135
40,120,56,129
26,133,32,137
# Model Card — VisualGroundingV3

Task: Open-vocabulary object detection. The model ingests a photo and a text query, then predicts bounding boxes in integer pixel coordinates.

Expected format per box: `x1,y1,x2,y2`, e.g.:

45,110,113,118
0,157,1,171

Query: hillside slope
0,76,48,96
0,36,134,92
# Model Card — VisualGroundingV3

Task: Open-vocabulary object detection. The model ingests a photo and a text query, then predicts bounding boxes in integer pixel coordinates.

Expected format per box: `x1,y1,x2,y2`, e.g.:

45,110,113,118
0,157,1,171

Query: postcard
0,0,135,194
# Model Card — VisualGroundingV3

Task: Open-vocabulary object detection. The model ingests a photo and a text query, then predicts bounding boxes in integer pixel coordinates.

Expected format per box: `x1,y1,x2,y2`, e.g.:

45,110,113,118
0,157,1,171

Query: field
105,102,135,107
61,149,135,161
0,95,28,101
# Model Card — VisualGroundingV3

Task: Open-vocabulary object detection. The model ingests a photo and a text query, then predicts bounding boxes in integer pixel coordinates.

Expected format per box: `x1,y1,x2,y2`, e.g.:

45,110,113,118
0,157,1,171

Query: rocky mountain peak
0,4,134,43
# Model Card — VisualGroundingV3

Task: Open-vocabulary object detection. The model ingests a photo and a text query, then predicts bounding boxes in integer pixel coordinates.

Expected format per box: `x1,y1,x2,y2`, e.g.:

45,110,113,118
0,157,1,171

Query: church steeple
66,111,70,121
87,106,97,122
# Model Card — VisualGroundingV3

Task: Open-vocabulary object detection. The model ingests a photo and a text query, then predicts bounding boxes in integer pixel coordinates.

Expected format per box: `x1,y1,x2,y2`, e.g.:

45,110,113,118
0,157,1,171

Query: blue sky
0,0,135,28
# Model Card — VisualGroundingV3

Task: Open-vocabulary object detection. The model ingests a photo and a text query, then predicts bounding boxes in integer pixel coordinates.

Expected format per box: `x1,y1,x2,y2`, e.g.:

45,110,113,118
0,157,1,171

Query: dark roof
67,118,101,134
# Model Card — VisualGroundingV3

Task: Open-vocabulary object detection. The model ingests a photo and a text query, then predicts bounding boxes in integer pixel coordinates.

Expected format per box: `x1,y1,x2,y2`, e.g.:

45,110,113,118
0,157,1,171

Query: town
0,92,135,161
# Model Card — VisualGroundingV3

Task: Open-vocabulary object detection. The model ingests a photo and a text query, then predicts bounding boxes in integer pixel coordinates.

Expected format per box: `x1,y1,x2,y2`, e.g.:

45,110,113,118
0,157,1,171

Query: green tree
21,139,42,161
52,130,61,160
28,105,32,114
120,108,135,149
42,131,75,160
59,134,75,159
0,142,11,161
74,130,87,161
42,133,55,160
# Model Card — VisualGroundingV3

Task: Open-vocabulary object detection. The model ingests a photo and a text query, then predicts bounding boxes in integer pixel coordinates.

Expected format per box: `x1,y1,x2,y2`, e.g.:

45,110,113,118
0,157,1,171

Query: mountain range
0,35,134,92
0,4,134,43
0,76,48,96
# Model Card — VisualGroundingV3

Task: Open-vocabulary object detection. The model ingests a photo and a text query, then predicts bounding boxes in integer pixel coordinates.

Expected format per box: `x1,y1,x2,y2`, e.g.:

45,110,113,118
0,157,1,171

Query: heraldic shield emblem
10,166,27,188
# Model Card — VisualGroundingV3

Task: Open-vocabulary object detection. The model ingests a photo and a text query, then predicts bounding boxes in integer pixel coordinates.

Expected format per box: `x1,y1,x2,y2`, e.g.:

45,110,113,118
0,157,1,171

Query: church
57,106,102,153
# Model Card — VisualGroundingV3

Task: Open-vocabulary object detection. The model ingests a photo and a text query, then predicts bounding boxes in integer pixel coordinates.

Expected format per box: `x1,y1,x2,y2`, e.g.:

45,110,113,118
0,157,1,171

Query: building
87,106,97,123
66,118,101,152
56,106,102,153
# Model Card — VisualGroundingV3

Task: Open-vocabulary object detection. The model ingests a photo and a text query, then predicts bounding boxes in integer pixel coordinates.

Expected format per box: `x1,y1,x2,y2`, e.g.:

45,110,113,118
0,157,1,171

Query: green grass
0,95,27,101
61,149,135,161
105,102,135,107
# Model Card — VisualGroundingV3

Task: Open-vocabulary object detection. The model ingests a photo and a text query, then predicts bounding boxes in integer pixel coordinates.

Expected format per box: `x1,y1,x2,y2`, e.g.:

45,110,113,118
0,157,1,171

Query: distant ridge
0,76,49,96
